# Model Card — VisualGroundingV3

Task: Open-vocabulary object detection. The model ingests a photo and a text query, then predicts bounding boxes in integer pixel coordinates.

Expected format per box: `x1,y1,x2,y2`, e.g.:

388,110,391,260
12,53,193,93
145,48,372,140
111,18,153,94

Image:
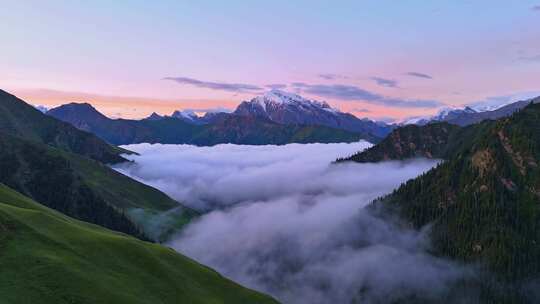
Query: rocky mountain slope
234,90,392,138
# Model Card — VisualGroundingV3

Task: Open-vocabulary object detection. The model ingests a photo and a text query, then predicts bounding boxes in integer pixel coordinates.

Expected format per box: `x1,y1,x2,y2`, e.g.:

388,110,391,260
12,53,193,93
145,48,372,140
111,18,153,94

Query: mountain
0,90,126,164
190,114,368,145
234,90,392,139
144,112,164,121
337,122,461,163
34,104,49,113
0,183,278,304
342,102,540,302
402,97,540,127
171,109,204,124
48,102,371,145
443,98,539,126
0,90,196,241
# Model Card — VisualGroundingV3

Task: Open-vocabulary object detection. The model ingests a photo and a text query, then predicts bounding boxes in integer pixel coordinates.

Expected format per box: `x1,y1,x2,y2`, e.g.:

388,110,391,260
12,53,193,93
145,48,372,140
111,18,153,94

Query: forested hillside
362,103,540,303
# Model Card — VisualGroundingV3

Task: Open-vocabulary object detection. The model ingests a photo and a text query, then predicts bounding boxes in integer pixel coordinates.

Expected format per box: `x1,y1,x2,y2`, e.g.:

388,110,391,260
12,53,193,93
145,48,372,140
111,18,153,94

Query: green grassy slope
0,132,196,241
0,184,278,304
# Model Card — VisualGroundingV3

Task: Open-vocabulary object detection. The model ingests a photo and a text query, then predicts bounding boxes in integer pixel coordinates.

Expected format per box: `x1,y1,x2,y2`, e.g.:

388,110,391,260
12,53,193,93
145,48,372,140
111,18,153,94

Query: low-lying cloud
115,142,473,303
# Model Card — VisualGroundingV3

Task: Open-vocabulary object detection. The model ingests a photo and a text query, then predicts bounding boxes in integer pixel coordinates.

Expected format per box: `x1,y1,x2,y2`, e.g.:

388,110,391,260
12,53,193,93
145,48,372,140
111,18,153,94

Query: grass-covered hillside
0,184,279,304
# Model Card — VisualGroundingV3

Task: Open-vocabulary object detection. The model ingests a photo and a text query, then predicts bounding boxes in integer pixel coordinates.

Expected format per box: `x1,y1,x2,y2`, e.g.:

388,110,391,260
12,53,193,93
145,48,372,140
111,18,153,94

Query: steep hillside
48,103,369,145
0,90,126,164
337,123,460,162
0,132,196,241
366,103,540,302
0,184,278,304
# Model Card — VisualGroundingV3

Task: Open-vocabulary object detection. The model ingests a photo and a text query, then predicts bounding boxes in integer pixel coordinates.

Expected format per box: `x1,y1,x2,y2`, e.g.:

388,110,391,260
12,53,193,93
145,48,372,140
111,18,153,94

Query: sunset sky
1,1,539,120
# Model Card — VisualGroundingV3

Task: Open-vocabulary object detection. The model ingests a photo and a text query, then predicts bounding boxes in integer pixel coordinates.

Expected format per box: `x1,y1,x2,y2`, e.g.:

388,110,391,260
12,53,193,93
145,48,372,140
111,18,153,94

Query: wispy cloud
371,77,398,88
518,54,540,62
406,72,433,79
318,73,349,80
265,83,288,90
179,106,233,114
532,5,540,10
291,83,443,108
352,108,371,113
164,76,263,93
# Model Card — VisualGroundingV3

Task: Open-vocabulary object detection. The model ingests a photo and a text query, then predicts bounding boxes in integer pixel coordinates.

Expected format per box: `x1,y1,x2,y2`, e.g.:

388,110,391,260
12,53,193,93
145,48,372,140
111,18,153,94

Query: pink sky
2,1,539,121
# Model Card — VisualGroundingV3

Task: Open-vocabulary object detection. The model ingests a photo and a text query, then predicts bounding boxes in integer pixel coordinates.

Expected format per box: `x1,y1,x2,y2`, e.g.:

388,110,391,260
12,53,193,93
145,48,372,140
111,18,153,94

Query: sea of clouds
115,142,473,304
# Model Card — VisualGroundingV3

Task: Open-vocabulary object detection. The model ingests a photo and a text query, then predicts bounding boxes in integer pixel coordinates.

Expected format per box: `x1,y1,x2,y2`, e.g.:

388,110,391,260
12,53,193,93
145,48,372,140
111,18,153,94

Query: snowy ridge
171,109,199,121
401,106,478,125
251,90,339,113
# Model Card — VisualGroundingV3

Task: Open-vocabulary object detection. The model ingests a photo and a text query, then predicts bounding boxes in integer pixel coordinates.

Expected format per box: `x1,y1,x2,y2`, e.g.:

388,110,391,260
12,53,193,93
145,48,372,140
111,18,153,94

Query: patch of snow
34,105,49,113
171,109,199,121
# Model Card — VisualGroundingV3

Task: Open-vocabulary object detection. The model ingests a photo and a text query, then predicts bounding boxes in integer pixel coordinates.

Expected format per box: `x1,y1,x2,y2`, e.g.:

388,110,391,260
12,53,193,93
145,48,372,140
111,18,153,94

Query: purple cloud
353,108,371,113
164,76,263,92
518,54,540,62
371,77,398,88
318,73,349,80
406,72,433,79
291,82,443,108
266,84,288,90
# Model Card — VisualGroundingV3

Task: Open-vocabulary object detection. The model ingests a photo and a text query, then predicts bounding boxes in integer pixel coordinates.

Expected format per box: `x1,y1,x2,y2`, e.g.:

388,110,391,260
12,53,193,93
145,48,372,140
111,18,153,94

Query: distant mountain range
339,98,540,303
402,97,539,126
47,90,394,145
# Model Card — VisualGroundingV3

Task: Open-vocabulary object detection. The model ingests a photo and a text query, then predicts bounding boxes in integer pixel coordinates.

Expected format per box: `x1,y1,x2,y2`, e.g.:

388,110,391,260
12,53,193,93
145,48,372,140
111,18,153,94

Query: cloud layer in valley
115,142,474,303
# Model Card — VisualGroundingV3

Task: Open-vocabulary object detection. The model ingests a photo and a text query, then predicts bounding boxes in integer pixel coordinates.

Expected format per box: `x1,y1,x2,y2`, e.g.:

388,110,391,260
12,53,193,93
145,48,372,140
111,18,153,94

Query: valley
2,2,539,302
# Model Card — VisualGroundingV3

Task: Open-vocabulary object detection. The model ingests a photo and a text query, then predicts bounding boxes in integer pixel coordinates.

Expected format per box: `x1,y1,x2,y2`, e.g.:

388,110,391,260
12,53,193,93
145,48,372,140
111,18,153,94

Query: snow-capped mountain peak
171,109,198,121
231,90,393,139
34,105,49,113
250,90,338,113
401,106,479,126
